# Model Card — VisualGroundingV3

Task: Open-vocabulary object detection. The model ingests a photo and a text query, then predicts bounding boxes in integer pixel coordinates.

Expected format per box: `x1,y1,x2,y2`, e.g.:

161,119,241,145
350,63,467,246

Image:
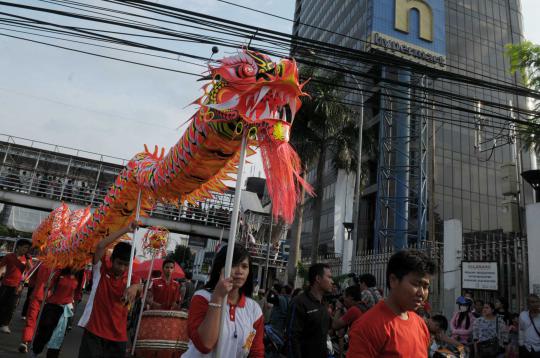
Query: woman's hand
211,270,233,301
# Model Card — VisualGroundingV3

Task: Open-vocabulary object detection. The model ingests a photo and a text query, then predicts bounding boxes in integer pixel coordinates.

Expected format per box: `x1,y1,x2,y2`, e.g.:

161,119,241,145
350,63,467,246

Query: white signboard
462,261,498,291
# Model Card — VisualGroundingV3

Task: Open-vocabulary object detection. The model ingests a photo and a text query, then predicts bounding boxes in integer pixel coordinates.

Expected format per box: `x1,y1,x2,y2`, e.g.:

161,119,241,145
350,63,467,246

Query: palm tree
507,41,540,150
289,67,359,267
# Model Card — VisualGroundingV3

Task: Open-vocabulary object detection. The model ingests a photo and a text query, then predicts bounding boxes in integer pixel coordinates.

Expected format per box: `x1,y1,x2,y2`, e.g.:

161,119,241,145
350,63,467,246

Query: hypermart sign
462,261,499,291
369,0,446,68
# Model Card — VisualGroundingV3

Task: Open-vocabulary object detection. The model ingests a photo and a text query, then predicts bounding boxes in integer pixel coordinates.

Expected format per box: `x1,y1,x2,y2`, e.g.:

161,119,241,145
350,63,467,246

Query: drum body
135,310,189,358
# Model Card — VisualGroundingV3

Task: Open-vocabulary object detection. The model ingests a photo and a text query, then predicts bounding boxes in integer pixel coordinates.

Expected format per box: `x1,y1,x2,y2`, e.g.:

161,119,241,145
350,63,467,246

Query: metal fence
300,252,343,285
297,233,528,314
462,232,528,313
351,241,444,311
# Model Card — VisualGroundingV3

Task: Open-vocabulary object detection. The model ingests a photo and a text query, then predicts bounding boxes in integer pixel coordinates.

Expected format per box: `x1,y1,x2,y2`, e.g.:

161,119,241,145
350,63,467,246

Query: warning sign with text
462,261,498,291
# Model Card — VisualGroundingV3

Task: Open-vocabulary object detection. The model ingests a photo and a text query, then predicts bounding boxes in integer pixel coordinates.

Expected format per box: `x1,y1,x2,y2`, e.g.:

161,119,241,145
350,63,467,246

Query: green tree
167,244,194,271
290,67,359,266
507,41,540,150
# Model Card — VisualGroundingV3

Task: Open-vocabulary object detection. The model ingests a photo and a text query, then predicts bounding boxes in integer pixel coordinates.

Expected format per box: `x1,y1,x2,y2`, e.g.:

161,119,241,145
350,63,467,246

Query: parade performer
182,245,263,357
30,267,83,358
77,221,142,358
19,263,52,353
0,238,32,334
147,259,181,310
31,49,311,272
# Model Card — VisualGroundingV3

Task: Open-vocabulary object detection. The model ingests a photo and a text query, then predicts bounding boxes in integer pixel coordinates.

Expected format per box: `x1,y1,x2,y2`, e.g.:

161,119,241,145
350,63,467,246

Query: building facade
292,0,537,257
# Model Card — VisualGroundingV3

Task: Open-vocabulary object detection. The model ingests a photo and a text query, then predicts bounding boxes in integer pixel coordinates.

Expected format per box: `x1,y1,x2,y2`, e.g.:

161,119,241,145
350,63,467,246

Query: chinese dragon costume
33,50,312,268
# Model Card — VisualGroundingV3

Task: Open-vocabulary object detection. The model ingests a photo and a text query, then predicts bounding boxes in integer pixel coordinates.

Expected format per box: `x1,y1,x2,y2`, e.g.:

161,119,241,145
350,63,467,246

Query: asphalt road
0,287,85,357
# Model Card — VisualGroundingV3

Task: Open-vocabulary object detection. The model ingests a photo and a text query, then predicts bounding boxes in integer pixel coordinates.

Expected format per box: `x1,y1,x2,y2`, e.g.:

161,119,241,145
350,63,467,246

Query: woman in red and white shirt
182,245,264,358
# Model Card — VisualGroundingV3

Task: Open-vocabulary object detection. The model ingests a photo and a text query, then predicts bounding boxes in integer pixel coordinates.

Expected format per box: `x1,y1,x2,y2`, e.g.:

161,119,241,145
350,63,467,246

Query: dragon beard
259,136,313,223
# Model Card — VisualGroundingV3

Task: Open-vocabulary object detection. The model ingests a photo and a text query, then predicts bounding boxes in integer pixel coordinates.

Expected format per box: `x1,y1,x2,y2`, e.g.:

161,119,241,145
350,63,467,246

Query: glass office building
292,0,536,255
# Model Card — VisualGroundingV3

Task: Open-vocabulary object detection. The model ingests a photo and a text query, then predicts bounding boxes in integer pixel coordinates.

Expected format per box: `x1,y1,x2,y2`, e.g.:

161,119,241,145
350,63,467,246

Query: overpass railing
0,164,233,229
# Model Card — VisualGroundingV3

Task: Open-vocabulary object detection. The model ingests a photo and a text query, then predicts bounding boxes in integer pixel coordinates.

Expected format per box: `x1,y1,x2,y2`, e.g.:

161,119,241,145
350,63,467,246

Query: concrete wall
333,169,355,273
443,219,463,319
526,203,540,295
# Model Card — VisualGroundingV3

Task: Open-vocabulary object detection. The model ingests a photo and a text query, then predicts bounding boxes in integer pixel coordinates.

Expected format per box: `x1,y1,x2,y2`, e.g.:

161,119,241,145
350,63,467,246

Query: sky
0,0,296,177
0,0,539,172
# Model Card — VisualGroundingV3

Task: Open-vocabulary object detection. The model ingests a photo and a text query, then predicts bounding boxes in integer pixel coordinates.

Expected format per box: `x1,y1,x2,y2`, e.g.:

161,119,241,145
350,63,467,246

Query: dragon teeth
254,86,270,108
250,109,257,121
260,101,271,119
290,99,297,116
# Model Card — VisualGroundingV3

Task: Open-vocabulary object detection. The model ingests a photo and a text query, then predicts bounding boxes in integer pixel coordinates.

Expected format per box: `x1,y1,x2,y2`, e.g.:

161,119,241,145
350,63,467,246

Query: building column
526,203,540,295
256,264,263,288
443,219,462,319
394,69,411,249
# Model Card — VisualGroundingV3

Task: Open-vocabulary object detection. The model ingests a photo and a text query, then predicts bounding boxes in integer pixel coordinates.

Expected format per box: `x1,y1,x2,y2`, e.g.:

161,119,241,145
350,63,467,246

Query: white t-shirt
519,310,540,352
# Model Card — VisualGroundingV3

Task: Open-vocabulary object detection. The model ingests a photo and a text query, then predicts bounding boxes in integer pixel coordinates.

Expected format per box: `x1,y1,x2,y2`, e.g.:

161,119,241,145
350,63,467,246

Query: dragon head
201,50,306,143
195,50,312,223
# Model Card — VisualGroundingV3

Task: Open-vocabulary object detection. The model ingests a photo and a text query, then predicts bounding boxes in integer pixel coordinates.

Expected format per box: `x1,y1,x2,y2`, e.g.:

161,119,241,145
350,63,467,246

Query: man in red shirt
19,263,53,353
78,221,142,358
0,239,32,334
148,259,181,310
347,249,436,358
333,285,364,331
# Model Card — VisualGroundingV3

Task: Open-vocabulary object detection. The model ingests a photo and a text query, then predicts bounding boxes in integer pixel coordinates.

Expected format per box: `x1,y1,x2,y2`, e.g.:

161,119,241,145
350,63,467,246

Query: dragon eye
240,64,255,77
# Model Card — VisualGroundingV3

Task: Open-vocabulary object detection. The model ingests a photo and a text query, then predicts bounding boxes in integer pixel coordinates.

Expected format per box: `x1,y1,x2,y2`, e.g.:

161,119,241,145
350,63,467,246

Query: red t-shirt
79,258,140,342
47,272,78,305
150,276,180,310
32,265,53,301
0,253,28,287
341,306,363,327
347,300,430,358
27,265,39,288
74,271,86,302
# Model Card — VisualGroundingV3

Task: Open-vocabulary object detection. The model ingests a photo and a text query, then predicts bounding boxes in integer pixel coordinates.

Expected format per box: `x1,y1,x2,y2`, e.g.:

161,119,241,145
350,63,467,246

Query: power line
4,0,538,104
1,0,538,135
113,0,539,99
0,32,202,76
216,0,531,93
0,25,208,68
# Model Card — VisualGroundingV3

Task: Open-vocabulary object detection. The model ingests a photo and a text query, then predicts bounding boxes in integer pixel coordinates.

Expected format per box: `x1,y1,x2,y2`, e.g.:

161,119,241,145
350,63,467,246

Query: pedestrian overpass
0,134,231,239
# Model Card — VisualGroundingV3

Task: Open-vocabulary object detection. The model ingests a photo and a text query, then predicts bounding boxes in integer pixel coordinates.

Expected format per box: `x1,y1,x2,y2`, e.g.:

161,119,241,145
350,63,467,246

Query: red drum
135,310,189,358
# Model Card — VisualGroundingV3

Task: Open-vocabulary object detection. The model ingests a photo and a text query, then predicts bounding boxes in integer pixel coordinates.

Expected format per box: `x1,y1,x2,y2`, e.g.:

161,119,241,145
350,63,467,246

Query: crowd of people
0,165,234,228
0,223,539,357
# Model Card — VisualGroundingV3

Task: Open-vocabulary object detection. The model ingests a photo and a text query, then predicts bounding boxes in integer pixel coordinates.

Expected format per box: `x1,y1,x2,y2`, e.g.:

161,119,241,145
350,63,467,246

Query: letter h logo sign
395,0,434,42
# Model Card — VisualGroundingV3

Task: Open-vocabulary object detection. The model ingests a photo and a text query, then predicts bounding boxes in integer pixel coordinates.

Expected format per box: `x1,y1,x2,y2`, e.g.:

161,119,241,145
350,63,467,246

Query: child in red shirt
347,250,435,358
0,238,32,333
31,267,82,357
148,259,181,310
77,221,142,358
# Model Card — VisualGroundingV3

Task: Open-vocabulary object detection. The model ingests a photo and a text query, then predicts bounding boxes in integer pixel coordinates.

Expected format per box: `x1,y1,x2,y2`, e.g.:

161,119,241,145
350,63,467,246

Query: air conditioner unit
500,199,520,233
501,163,519,196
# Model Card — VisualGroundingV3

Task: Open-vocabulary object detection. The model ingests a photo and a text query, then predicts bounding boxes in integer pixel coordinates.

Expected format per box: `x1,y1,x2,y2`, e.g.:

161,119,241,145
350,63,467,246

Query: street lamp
343,222,354,241
522,169,540,203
